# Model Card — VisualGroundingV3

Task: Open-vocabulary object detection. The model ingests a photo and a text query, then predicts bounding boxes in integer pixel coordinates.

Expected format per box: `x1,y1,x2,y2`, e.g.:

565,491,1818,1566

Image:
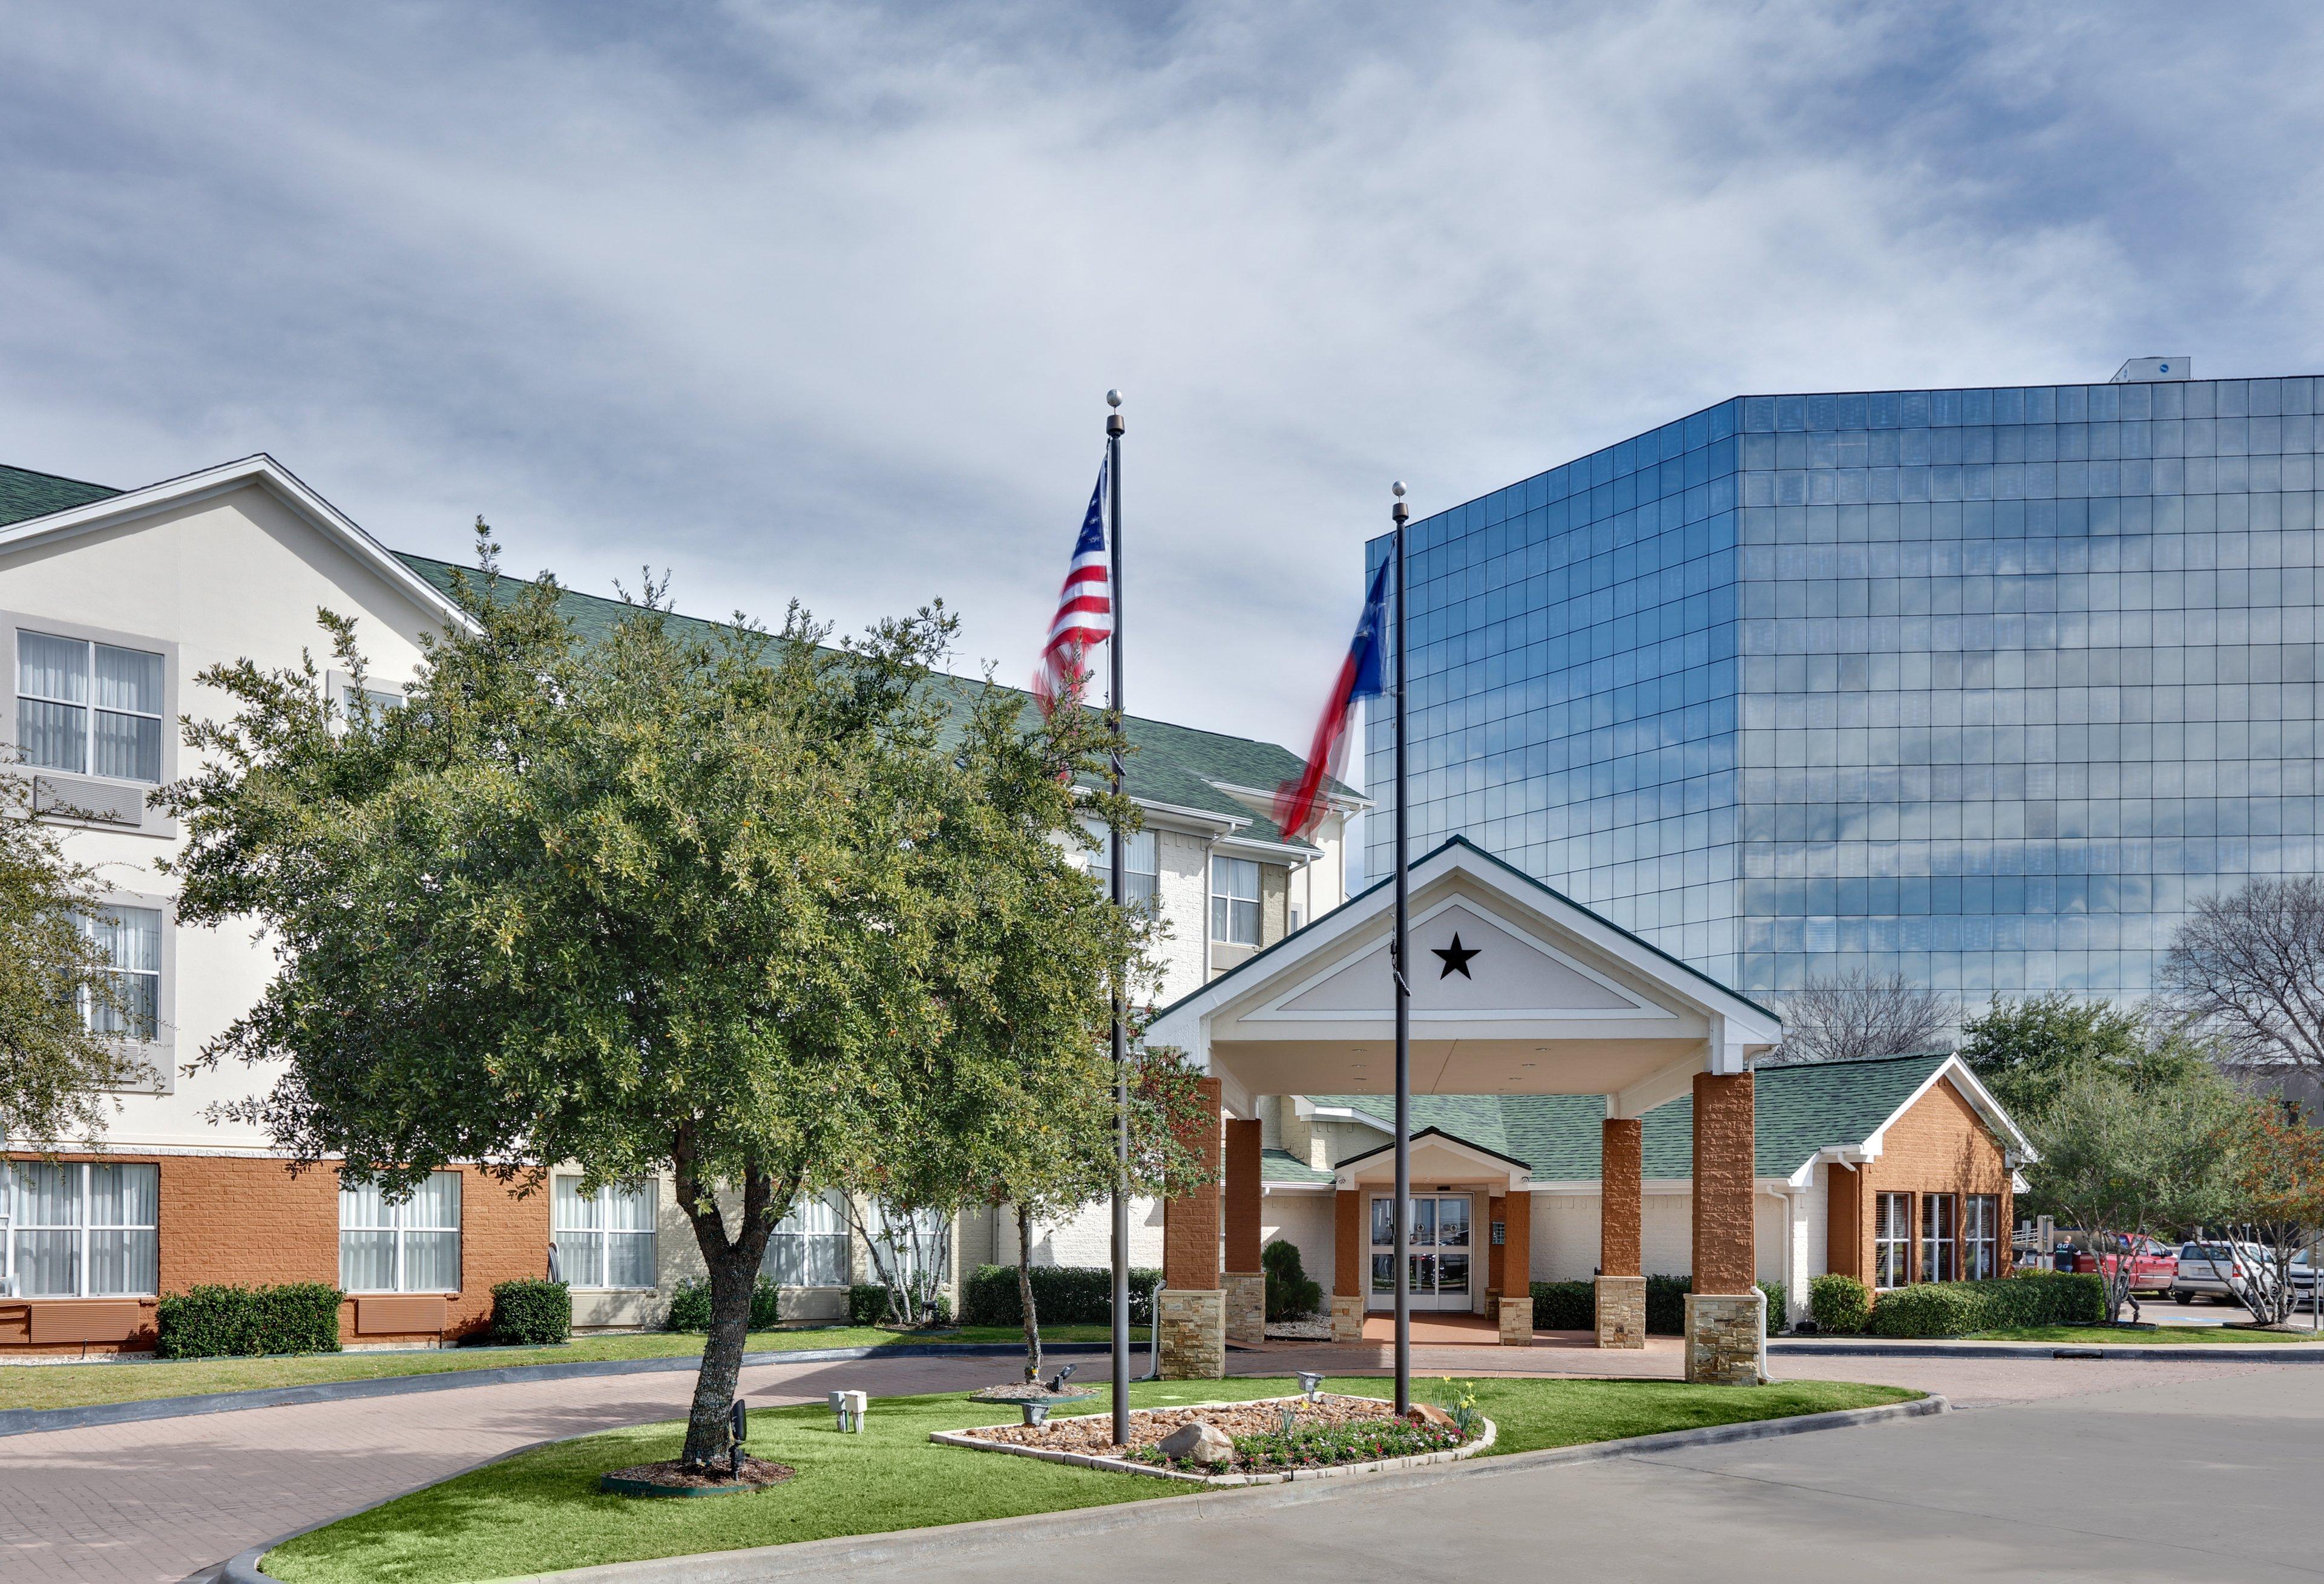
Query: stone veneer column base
1496,1295,1531,1346
1594,1275,1647,1349
1684,1290,1767,1384
1330,1293,1364,1344
1158,1288,1226,1379
1224,1272,1265,1347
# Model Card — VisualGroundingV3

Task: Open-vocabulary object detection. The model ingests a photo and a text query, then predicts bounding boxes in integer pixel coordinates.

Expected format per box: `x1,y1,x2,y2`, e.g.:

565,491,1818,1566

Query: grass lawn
1959,1323,2324,1344
261,1374,1919,1583
0,1326,1116,1415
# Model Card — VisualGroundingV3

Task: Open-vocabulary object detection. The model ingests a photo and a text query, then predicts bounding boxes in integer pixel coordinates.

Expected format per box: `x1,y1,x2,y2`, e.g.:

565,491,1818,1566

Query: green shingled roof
0,465,119,528
391,552,1351,839
1313,1052,1958,1181
1261,1147,1333,1185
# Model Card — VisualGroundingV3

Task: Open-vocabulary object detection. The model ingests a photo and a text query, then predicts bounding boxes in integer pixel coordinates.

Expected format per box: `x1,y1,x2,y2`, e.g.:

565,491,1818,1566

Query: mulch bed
957,1392,1396,1456
603,1456,796,1492
967,1381,1090,1401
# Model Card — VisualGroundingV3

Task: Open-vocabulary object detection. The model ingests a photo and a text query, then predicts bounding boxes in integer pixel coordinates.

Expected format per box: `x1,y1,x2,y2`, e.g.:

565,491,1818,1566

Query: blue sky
4,2,2322,758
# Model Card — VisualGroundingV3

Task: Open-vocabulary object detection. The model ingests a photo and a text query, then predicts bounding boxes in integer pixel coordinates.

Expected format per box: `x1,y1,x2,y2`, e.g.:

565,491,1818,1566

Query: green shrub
848,1283,891,1324
1530,1280,1594,1330
1645,1274,1691,1334
155,1283,343,1359
1809,1273,1872,1335
488,1279,571,1346
662,1275,780,1333
1867,1272,2106,1337
960,1265,1161,1327
1262,1239,1323,1321
1758,1280,1788,1331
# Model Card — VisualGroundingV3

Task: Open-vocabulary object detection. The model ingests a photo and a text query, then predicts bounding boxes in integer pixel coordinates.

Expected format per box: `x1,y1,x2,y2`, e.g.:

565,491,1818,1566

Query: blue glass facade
1366,373,2324,1012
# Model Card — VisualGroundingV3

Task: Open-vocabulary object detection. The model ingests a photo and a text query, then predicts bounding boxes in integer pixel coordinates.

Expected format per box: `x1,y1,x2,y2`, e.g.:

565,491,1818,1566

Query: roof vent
2111,356,2189,383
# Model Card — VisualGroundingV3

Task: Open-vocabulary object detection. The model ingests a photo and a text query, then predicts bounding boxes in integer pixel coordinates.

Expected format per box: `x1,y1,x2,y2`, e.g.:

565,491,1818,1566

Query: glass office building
1364,367,2324,1013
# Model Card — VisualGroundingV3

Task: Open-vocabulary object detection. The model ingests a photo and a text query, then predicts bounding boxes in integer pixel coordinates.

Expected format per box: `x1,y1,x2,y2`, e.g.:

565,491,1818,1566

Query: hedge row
1529,1275,1787,1334
847,1284,954,1326
663,1275,781,1333
156,1283,343,1358
960,1265,1161,1327
489,1278,571,1346
1865,1272,2106,1337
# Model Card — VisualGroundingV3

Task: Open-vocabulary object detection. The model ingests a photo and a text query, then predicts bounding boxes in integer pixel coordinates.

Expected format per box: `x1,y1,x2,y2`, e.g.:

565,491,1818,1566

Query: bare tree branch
2159,878,2324,1072
1766,969,1957,1067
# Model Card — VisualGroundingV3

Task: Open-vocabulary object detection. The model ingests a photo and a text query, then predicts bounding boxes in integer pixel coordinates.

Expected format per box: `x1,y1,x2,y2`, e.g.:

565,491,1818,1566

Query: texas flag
1272,556,1388,842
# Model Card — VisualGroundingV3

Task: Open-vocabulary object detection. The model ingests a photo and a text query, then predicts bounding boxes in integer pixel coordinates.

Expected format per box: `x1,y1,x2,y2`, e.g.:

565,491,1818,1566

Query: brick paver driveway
0,1345,2293,1583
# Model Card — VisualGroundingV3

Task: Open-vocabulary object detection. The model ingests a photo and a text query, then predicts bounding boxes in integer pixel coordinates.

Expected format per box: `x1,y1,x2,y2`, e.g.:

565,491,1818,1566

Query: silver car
2171,1242,2265,1304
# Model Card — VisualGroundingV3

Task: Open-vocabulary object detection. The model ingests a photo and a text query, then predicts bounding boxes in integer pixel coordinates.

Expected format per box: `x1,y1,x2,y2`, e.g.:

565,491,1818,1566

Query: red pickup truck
2067,1234,2178,1293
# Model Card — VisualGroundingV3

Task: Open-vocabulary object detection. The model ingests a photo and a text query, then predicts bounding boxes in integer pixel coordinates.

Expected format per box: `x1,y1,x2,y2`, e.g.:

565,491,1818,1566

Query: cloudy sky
4,2,2323,759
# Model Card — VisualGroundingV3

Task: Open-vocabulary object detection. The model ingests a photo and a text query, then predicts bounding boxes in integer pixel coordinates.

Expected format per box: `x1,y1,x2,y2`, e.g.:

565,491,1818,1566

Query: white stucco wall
1524,1180,1827,1316
1151,824,1214,1003
1534,1193,1600,1281
996,1197,1167,1270
1261,1191,1334,1298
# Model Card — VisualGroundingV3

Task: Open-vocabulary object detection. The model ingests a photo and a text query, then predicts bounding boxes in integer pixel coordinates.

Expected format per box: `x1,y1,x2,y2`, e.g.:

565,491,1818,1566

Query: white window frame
1210,855,1261,946
1874,1192,1911,1290
338,1171,463,1294
552,1177,657,1291
1963,1194,1999,1282
7,617,175,788
1920,1193,1956,1285
1080,821,1158,911
762,1189,850,1288
67,890,176,1095
2,1160,160,1299
326,670,407,732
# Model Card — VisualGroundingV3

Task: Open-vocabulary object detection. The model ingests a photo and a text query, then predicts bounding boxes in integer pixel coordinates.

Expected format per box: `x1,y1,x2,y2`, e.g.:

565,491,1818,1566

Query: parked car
2070,1234,2178,1294
2171,1241,2271,1305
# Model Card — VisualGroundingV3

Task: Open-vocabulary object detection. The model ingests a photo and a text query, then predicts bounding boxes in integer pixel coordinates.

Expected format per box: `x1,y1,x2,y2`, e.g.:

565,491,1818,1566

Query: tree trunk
1017,1209,1042,1384
675,1145,782,1470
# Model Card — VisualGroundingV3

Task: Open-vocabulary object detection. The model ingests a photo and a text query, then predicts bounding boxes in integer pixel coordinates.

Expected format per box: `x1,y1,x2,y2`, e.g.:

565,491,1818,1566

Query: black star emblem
1431,933,1479,979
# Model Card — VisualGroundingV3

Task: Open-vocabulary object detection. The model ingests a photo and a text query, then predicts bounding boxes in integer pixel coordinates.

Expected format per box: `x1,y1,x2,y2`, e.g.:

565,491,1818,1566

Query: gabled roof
0,465,118,526
1310,1051,2011,1182
1261,1147,1333,1186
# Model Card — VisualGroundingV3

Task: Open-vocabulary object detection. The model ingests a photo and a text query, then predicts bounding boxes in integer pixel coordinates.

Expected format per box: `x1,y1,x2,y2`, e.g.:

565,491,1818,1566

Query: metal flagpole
1106,389,1132,1447
1391,480,1411,1415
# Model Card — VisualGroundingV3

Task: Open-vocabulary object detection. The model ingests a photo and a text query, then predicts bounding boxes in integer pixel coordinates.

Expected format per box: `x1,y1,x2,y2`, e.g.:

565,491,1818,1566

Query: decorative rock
1155,1420,1234,1467
1405,1403,1456,1430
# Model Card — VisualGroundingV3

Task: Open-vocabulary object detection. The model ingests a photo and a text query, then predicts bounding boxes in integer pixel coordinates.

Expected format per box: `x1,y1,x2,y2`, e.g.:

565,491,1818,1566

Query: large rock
1155,1420,1234,1467
1406,1403,1456,1430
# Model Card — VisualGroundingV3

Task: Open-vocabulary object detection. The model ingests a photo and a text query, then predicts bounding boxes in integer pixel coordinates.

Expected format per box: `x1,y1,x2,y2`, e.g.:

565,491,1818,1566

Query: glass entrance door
1368,1194,1473,1311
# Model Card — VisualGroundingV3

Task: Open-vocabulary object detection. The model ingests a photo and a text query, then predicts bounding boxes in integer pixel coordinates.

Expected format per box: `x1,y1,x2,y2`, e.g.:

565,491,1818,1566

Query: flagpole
1106,389,1132,1448
1391,480,1411,1416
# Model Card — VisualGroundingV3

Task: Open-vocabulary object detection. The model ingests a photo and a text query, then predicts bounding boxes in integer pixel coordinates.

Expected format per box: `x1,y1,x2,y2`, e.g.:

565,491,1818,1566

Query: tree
1958,992,2207,1119
2159,877,2324,1073
1765,969,1956,1066
2215,1101,2324,1327
2024,1062,2242,1323
159,530,1124,1468
0,776,143,1142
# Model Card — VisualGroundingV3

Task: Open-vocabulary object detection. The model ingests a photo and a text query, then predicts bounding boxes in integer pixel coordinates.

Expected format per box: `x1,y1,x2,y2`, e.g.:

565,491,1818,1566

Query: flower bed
932,1393,1495,1486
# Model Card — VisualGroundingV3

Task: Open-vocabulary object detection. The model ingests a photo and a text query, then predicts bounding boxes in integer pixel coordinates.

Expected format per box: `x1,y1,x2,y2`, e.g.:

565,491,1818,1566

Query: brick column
1159,1077,1224,1378
1223,1117,1264,1347
1331,1188,1364,1343
1826,1161,1863,1281
1497,1184,1531,1345
1686,1070,1764,1384
1596,1113,1647,1348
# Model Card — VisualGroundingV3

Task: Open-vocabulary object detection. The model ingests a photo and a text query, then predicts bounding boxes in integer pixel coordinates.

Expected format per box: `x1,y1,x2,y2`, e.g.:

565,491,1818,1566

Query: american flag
1033,459,1112,713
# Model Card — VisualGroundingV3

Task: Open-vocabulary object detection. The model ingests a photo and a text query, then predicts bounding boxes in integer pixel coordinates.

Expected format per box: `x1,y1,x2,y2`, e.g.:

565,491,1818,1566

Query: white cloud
1,0,2320,758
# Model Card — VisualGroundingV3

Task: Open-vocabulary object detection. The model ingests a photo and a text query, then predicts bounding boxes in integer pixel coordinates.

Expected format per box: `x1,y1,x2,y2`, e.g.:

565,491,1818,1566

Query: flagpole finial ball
1391,480,1407,498
1106,390,1123,408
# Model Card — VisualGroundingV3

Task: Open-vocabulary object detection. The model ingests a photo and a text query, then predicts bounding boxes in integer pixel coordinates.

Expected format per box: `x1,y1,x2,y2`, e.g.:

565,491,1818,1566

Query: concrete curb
0,1340,1115,1441
1769,1338,2324,1362
220,1394,1947,1584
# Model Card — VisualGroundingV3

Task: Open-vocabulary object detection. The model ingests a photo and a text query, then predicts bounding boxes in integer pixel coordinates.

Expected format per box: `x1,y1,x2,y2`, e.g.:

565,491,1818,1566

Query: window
82,905,162,1042
1081,823,1159,910
1920,1193,1955,1284
16,630,165,783
1210,856,1260,945
762,1189,849,1287
553,1178,655,1290
1963,1195,1999,1281
1874,1193,1911,1289
4,1162,159,1298
339,1171,462,1292
1289,905,1304,932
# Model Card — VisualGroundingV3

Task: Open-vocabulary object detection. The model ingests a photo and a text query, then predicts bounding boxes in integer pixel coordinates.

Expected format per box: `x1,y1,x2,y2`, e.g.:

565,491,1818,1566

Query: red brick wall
1500,1181,1532,1292
1601,1118,1643,1277
1486,1194,1506,1295
1161,1078,1223,1291
1334,1190,1362,1298
0,1153,550,1353
1827,1161,1863,1281
1692,1072,1756,1295
1223,1118,1262,1274
1845,1078,2014,1287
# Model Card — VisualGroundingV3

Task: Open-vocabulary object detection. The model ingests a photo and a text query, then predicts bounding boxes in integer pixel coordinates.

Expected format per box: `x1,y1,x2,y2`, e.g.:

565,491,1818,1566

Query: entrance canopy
1144,837,1781,1121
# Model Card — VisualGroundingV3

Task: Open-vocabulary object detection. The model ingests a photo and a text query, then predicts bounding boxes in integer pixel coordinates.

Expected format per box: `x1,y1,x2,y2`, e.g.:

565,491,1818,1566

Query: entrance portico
1146,837,1782,1383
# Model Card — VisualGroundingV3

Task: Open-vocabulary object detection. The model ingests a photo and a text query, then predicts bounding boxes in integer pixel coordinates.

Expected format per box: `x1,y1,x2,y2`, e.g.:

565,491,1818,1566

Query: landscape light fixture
1298,1370,1324,1401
